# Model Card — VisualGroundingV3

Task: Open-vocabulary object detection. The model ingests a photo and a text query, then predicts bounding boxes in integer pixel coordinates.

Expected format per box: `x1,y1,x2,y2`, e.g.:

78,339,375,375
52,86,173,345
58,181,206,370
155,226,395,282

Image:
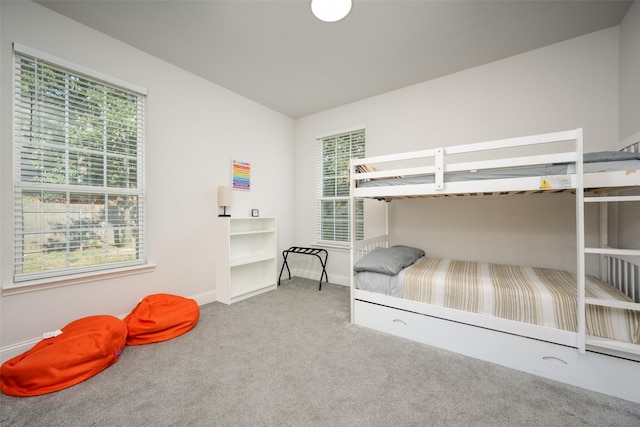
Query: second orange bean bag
124,293,199,345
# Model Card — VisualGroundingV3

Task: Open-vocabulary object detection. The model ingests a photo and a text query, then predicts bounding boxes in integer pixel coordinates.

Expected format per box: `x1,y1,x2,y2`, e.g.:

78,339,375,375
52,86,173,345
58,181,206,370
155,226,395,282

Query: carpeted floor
1,277,639,426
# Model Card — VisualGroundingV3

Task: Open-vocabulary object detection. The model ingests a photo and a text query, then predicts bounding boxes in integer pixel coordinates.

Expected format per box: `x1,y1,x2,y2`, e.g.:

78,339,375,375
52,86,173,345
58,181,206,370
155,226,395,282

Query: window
12,45,146,283
316,128,364,245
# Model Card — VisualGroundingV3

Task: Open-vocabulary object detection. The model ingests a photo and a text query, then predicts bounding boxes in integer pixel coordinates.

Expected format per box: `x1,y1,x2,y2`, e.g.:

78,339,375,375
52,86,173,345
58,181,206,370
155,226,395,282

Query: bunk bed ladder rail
582,130,640,358
584,191,640,357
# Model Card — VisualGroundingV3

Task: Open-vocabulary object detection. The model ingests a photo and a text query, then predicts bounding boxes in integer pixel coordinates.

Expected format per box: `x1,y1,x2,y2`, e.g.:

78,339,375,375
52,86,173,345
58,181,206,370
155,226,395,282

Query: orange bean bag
1,315,126,397
124,293,199,345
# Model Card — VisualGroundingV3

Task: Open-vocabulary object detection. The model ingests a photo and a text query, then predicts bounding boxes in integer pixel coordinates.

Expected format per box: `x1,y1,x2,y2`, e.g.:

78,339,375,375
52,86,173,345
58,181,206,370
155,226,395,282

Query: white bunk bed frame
349,129,640,403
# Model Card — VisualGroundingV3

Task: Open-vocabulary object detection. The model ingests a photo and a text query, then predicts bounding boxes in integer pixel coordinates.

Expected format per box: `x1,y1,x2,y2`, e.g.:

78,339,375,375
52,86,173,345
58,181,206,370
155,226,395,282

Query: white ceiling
36,0,632,118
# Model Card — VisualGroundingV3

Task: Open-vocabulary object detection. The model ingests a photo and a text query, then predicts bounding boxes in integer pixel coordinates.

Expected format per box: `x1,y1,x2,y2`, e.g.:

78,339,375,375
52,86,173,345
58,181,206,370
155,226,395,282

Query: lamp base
218,214,231,217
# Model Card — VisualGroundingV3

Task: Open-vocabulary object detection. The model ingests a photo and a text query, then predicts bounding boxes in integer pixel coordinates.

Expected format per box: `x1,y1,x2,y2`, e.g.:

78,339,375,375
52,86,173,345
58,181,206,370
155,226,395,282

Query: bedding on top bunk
354,250,640,344
356,151,640,188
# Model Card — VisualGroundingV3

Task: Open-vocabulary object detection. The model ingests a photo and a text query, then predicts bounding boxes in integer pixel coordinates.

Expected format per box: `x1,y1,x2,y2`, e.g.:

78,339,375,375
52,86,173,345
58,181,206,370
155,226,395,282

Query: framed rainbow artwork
232,160,250,191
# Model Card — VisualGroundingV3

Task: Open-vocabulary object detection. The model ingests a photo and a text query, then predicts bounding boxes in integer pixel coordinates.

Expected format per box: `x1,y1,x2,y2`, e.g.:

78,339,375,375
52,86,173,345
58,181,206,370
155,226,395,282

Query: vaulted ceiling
37,0,632,118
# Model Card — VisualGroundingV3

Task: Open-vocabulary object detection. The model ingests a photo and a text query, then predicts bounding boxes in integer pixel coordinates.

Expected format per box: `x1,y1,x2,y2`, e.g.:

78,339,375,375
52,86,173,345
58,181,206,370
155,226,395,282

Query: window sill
2,263,157,296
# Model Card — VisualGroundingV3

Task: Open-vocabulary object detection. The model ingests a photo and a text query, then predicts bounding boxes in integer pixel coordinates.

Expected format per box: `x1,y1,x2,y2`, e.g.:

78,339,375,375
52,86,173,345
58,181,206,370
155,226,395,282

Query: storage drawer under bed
353,299,640,403
354,298,574,365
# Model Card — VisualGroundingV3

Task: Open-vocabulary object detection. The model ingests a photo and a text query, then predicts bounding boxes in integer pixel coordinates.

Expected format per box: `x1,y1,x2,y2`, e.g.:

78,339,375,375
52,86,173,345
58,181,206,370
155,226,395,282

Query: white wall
618,1,640,251
0,1,295,361
619,1,640,141
295,27,622,285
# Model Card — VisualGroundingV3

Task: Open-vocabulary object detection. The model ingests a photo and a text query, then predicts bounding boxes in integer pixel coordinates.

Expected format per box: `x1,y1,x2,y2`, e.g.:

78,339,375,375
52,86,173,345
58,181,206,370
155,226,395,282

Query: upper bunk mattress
355,257,640,344
357,151,640,188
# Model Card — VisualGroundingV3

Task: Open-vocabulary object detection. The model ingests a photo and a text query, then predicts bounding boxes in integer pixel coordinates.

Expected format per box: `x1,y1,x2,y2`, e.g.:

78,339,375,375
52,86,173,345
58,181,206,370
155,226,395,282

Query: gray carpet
1,278,639,426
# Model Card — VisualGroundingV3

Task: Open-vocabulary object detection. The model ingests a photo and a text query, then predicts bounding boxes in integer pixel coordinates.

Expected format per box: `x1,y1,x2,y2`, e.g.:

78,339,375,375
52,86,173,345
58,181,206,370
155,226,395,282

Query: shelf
230,229,276,237
229,217,276,234
230,255,276,268
230,281,277,304
216,217,277,305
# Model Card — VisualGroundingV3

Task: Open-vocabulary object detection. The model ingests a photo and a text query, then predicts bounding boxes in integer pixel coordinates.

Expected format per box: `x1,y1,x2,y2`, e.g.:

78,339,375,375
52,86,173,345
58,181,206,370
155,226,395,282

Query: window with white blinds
12,46,147,283
316,128,364,245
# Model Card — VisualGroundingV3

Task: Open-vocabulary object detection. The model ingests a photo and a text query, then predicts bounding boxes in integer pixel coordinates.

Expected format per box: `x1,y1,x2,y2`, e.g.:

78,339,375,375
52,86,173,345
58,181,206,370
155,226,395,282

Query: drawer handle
392,319,407,325
542,356,567,365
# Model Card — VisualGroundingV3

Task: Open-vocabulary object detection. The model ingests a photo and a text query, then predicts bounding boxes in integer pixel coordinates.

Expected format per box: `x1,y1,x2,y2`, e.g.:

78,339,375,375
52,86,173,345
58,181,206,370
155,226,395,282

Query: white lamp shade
311,0,352,23
218,186,232,207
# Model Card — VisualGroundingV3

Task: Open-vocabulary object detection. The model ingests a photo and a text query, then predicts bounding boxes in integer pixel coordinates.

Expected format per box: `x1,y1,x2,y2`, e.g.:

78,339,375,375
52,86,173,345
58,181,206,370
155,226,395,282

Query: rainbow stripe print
232,160,250,191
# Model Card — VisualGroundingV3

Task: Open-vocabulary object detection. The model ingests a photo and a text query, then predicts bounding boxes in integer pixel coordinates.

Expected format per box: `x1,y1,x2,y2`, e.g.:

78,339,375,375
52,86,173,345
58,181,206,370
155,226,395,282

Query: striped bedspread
402,257,639,344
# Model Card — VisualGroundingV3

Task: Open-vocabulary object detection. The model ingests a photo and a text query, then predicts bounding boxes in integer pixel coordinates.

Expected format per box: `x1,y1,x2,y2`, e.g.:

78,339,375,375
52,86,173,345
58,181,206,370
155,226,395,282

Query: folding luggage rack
278,247,328,290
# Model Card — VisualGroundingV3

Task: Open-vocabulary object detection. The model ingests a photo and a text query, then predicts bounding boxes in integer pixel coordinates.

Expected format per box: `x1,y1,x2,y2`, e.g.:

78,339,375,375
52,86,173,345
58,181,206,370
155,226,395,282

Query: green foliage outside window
14,52,145,280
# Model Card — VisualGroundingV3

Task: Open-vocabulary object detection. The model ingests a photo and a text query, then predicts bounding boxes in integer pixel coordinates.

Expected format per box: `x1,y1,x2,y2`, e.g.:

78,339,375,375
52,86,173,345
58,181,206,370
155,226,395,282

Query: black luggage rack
278,247,328,290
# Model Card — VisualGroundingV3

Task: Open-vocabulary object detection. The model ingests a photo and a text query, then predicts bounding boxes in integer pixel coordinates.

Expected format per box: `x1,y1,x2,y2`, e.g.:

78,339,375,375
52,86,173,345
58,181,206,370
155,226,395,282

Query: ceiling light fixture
311,0,352,23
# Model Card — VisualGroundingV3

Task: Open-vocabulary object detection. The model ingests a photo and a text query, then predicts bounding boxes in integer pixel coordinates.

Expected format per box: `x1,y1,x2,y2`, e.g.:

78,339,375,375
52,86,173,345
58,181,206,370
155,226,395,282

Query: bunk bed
349,128,640,403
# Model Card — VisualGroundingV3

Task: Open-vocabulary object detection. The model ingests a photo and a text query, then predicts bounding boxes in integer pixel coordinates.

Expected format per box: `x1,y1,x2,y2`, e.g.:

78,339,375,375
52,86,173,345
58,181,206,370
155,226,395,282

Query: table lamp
218,186,232,217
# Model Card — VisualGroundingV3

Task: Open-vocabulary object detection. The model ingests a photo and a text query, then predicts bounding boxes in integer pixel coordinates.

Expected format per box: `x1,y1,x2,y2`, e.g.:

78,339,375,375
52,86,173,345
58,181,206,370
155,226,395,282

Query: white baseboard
330,274,350,286
0,338,43,363
191,289,218,306
0,290,218,364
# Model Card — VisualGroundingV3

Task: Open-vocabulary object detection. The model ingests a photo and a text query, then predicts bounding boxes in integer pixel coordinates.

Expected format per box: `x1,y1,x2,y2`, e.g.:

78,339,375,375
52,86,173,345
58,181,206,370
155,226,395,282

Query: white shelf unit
216,217,277,304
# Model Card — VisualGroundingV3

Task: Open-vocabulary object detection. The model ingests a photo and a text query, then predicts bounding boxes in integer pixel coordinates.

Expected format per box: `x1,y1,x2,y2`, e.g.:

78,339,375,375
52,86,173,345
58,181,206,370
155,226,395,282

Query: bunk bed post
575,128,586,354
349,158,356,324
385,197,389,236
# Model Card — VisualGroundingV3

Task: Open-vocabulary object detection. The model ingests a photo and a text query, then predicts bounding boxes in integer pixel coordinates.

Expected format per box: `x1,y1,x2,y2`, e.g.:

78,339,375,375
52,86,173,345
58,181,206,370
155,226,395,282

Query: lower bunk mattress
355,257,639,344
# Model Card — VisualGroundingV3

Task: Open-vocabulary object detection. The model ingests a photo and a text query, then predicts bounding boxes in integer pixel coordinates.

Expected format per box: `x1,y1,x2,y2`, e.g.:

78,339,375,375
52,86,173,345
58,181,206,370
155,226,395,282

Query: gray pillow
354,245,425,275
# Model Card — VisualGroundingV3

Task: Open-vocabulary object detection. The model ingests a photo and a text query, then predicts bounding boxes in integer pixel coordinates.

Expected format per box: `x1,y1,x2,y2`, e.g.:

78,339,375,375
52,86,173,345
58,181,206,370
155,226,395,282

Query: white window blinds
12,47,146,283
316,128,364,245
